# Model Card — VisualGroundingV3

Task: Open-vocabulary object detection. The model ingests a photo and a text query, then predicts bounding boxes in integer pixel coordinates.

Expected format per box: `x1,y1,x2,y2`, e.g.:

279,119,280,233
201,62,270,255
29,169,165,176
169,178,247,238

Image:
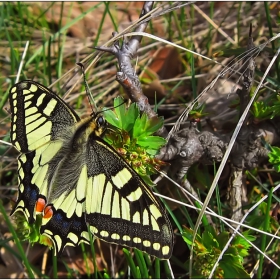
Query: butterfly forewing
10,80,80,153
9,81,79,223
9,80,173,259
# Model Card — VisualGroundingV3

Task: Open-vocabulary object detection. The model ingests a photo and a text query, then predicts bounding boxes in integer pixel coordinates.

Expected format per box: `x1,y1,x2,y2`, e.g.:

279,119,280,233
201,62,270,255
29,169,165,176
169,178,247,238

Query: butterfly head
93,114,107,137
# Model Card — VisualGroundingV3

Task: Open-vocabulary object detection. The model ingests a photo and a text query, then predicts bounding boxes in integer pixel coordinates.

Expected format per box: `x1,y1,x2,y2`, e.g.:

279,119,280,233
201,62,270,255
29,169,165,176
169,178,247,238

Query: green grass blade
134,249,148,278
123,248,139,278
257,188,273,278
52,252,58,278
154,258,160,279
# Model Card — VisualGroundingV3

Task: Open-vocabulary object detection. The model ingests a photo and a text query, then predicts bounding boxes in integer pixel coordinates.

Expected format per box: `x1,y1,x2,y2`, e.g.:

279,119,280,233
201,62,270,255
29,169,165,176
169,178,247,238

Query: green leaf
146,149,159,156
216,231,229,249
132,114,164,139
132,115,146,138
182,229,195,246
143,116,164,135
104,97,140,132
103,109,121,128
232,231,256,257
268,146,280,172
141,175,156,187
125,103,139,132
137,135,166,150
202,231,219,249
219,256,250,278
114,97,127,129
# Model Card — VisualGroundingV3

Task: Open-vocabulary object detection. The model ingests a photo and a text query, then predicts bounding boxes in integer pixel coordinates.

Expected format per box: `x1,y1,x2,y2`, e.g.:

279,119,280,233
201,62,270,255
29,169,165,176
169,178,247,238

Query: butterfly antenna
76,62,97,112
77,62,126,117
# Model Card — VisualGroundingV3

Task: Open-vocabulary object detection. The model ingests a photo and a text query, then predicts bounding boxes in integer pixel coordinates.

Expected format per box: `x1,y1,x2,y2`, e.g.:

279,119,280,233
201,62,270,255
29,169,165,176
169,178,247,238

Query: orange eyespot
36,197,46,213
43,205,54,219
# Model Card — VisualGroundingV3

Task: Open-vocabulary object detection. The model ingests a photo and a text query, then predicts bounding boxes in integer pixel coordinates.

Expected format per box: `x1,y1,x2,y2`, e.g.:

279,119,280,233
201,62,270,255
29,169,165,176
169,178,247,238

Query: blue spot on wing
40,207,88,255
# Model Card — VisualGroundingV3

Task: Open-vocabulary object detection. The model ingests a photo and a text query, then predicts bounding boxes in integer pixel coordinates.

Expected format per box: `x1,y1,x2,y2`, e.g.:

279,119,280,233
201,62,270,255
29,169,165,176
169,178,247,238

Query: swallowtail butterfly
9,80,173,259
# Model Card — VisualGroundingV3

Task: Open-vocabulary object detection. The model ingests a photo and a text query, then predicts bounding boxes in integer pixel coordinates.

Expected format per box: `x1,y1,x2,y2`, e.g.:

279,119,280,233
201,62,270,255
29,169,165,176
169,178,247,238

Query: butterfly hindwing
85,136,173,259
9,80,173,259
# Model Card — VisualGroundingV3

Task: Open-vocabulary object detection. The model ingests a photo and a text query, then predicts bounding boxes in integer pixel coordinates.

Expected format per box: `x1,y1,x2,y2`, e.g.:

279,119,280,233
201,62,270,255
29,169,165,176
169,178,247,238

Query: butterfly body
9,80,173,259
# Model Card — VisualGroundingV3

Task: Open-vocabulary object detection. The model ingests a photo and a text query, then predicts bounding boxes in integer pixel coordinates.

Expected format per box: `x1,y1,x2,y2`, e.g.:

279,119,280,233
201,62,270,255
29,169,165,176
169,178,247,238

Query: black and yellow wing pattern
9,80,173,259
